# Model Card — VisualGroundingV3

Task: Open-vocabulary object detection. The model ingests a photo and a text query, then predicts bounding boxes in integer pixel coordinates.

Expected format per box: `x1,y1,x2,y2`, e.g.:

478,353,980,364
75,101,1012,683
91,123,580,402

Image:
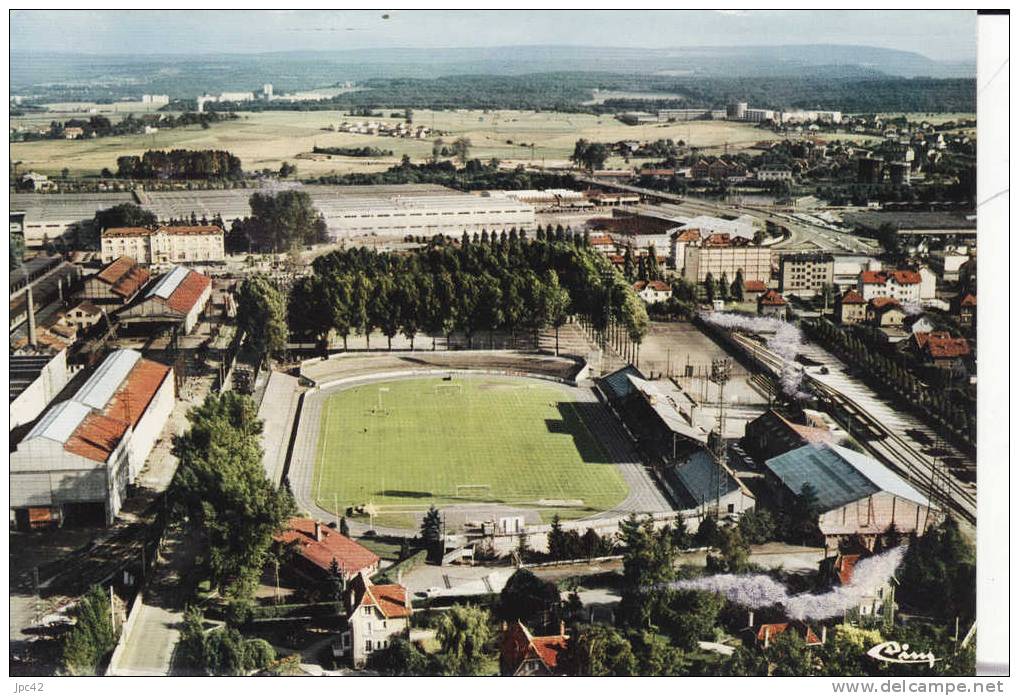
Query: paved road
108,530,196,676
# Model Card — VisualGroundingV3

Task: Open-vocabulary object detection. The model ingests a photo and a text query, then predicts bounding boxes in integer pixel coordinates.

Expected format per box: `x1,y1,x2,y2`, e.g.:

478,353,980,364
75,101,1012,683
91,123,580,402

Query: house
742,409,835,464
836,289,867,325
10,349,174,527
763,444,938,549
757,289,788,320
757,168,793,181
742,279,767,303
917,265,937,301
633,280,672,304
587,233,616,253
780,253,834,298
101,225,226,266
754,621,825,649
63,127,84,140
912,331,971,369
952,293,976,329
63,300,105,332
82,256,151,306
274,517,380,583
20,172,54,191
858,270,921,304
117,266,212,334
500,620,569,676
817,549,897,621
335,572,412,668
866,297,905,327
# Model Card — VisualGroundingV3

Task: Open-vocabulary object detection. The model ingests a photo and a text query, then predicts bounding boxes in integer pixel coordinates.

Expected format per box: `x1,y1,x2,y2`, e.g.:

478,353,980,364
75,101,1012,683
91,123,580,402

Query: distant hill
10,43,974,99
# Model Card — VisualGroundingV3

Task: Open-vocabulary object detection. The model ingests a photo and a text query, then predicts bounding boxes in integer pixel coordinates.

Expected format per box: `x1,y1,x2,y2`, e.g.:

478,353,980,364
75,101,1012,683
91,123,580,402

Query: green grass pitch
311,376,629,527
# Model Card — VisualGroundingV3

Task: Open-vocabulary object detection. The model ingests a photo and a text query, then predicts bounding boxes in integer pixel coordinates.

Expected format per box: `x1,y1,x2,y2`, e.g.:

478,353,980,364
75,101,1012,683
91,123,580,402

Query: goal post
434,382,464,396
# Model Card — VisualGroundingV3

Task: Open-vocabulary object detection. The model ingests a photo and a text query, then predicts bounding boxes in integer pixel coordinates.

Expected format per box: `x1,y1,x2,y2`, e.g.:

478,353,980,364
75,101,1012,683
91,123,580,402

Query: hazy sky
10,10,977,62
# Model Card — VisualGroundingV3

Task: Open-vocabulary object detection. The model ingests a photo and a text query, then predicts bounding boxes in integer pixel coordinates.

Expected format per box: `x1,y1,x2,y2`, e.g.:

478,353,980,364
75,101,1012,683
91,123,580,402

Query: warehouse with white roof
10,349,174,527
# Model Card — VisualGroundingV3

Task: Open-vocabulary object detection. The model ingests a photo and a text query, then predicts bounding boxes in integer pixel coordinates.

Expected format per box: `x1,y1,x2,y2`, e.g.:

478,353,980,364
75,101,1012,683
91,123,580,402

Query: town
7,8,993,685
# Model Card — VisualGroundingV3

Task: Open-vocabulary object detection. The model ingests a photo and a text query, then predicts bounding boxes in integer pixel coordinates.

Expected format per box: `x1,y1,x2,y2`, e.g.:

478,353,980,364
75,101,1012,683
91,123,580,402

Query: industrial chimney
26,284,38,347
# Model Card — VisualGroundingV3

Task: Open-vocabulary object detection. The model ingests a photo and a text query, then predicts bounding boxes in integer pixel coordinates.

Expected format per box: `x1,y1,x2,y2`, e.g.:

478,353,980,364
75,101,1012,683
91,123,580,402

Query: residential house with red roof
632,279,672,305
334,572,412,668
274,517,380,583
818,549,897,622
836,288,867,325
10,349,174,526
500,620,569,676
757,289,788,320
858,269,921,304
742,279,768,303
82,256,151,306
866,297,906,327
754,621,826,649
912,331,972,369
951,292,976,330
117,266,212,334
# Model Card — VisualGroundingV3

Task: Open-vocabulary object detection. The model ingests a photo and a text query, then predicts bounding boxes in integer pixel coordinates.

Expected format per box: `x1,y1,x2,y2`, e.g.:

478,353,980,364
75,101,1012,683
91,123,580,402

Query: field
10,107,904,178
310,376,628,528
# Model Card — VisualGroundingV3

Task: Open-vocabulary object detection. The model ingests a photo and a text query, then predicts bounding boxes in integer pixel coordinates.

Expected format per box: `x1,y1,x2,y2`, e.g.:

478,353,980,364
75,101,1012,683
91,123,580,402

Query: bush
61,585,119,676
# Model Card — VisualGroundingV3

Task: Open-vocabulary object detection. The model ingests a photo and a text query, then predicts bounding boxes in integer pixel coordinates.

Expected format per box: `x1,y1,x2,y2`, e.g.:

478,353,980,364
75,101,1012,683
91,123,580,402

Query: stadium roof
666,449,741,509
764,444,930,511
626,374,707,444
599,365,644,401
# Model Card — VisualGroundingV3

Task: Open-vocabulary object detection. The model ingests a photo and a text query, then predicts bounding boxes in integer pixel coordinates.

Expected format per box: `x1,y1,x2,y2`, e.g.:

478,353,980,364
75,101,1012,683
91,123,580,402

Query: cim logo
866,641,939,668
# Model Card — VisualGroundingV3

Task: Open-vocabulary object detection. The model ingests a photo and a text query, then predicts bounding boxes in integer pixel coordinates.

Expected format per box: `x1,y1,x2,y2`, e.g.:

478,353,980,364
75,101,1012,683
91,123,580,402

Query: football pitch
311,377,629,528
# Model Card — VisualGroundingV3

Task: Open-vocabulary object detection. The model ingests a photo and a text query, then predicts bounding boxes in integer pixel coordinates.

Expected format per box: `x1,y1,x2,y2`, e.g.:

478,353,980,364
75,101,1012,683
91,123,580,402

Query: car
415,586,445,598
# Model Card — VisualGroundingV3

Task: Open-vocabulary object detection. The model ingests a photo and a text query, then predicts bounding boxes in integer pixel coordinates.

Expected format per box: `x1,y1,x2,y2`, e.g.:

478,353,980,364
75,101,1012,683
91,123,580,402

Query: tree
617,514,676,630
248,189,328,252
450,137,472,165
704,272,716,303
543,270,570,356
236,275,288,361
737,508,776,545
10,230,25,270
61,584,118,675
278,161,297,178
497,569,560,628
766,631,817,676
623,245,636,281
339,516,350,537
431,138,446,162
91,202,157,247
630,630,688,676
694,516,719,547
706,525,750,573
547,514,568,561
435,605,493,676
785,482,823,545
169,392,296,599
561,624,638,676
662,589,724,651
368,637,431,675
420,505,442,547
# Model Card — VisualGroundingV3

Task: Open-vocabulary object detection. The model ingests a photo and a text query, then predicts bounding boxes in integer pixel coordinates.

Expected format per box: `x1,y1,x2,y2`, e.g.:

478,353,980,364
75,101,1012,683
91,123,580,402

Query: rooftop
95,256,151,299
764,443,930,512
275,517,380,577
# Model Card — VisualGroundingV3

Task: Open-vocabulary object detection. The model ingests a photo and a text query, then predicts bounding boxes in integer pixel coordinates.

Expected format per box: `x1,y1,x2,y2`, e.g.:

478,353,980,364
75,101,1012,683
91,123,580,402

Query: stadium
283,351,674,534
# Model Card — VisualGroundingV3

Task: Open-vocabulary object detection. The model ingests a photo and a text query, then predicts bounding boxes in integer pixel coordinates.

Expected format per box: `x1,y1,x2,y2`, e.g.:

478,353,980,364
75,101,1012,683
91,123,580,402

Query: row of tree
226,189,329,253
284,235,649,358
116,149,243,180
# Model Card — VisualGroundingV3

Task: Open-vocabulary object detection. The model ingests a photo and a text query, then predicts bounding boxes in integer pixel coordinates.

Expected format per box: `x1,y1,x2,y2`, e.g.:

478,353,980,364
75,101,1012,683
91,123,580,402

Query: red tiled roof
501,621,568,674
959,293,976,307
924,332,971,359
531,635,569,670
840,289,866,304
647,280,671,292
155,225,224,236
869,296,901,310
588,234,614,246
835,554,861,586
96,256,151,299
860,270,885,285
759,289,787,306
275,517,380,577
744,280,767,293
165,271,212,314
704,233,732,247
861,270,920,286
366,583,413,619
104,358,172,427
65,412,130,463
632,280,647,291
757,622,823,646
672,228,702,242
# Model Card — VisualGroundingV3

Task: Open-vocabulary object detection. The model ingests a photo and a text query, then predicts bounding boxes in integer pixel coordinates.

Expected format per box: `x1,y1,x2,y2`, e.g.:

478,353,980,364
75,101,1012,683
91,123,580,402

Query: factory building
14,185,535,249
10,349,175,527
10,349,73,432
82,256,151,306
682,236,772,284
763,444,938,550
118,266,212,334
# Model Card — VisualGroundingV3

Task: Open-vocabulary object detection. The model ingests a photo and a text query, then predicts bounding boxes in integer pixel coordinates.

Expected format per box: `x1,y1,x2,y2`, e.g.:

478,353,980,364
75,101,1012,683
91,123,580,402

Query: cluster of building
617,101,841,126
332,120,434,139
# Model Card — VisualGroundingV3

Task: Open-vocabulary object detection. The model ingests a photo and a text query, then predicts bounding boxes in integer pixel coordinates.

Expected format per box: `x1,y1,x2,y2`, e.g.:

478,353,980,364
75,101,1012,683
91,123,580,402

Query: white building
141,94,170,105
757,168,794,181
10,349,72,432
101,225,226,266
10,349,174,526
858,269,922,304
336,573,412,668
633,280,672,304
